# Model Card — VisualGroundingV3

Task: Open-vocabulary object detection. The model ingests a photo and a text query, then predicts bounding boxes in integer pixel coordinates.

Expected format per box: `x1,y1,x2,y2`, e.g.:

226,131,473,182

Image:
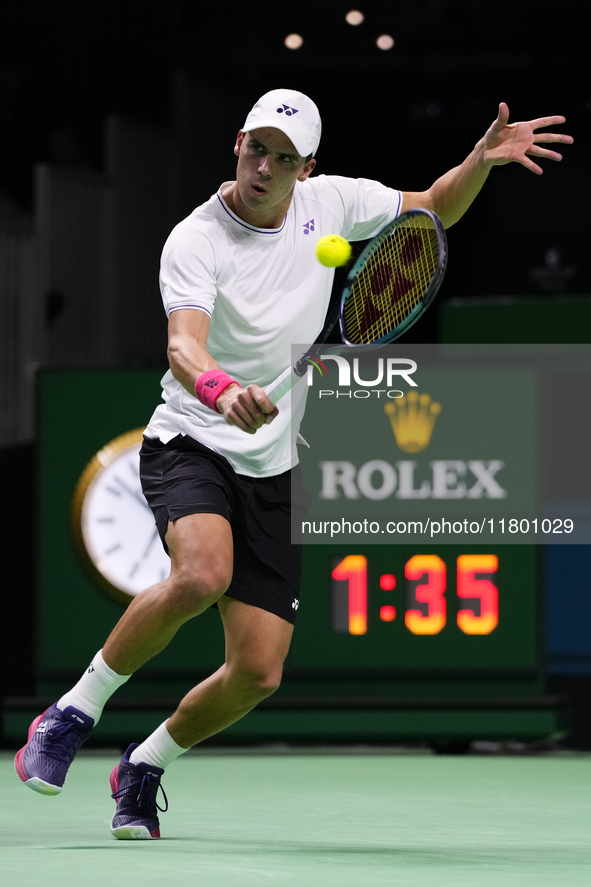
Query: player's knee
256,669,282,697
167,563,231,616
233,662,283,698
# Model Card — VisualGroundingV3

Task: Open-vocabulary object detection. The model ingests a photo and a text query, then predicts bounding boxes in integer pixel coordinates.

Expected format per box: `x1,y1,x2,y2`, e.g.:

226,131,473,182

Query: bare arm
167,309,278,434
400,102,573,228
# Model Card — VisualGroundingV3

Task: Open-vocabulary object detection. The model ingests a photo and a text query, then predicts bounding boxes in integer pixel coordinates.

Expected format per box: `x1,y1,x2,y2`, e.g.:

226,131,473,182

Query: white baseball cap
242,88,322,158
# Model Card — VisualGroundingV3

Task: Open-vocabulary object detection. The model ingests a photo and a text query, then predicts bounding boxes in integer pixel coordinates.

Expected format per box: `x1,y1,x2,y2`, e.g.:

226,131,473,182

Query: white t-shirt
145,174,402,477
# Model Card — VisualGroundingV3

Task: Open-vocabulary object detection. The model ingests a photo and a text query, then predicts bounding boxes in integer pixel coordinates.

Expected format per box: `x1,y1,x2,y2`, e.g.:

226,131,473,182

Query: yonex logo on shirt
303,219,315,235
277,104,299,117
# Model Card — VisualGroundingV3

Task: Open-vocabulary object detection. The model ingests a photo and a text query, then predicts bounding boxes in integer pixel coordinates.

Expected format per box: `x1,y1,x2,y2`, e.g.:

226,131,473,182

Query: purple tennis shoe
14,704,94,795
110,744,168,840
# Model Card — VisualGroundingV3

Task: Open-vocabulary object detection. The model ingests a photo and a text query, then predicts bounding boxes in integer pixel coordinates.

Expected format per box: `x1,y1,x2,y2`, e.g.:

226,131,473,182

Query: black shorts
139,434,303,625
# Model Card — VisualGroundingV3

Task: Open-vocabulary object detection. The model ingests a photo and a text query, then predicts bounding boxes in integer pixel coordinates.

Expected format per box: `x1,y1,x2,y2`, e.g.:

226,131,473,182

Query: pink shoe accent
109,765,120,797
14,748,27,782
14,710,49,783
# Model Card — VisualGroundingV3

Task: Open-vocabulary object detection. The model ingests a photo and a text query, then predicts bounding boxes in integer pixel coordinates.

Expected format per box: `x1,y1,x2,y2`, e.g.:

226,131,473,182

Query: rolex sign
293,344,581,545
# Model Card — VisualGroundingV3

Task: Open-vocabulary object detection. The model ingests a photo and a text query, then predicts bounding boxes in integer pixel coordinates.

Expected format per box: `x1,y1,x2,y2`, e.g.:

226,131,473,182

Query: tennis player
15,89,572,839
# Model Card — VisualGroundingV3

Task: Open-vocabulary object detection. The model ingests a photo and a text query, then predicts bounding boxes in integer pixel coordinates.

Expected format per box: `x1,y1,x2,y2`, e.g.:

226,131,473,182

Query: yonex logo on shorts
303,219,315,235
277,104,299,117
292,598,300,610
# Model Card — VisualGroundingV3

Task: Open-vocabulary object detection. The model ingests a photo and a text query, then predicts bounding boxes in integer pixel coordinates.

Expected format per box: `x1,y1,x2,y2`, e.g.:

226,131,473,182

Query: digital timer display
288,545,539,674
332,554,499,636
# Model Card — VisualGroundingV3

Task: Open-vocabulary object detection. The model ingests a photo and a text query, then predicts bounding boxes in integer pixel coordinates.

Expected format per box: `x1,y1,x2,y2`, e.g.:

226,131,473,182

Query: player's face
231,128,315,226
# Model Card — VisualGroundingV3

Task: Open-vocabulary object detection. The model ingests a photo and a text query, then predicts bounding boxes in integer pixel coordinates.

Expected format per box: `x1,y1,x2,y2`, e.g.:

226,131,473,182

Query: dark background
2,0,589,312
1,0,590,743
2,1,589,177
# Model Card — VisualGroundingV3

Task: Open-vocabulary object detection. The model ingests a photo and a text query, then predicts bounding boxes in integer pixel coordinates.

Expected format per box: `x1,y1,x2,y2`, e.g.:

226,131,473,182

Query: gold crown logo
384,391,442,453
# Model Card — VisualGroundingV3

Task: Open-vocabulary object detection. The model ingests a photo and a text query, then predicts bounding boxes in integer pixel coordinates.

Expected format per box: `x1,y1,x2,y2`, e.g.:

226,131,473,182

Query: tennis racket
265,208,447,404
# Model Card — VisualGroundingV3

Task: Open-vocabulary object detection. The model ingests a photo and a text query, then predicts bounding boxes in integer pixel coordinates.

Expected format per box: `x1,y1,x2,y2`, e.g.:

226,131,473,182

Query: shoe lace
111,773,169,814
42,720,87,763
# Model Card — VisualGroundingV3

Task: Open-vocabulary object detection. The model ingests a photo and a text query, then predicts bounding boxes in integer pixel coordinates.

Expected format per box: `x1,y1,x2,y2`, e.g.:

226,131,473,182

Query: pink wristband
194,370,241,412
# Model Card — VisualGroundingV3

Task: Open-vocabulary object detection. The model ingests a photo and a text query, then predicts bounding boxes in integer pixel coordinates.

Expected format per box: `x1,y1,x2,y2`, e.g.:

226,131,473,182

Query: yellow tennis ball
315,235,352,268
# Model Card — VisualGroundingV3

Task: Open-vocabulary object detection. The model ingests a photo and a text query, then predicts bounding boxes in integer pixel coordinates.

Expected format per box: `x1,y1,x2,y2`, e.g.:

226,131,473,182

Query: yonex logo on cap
242,89,321,158
303,219,315,235
277,104,299,116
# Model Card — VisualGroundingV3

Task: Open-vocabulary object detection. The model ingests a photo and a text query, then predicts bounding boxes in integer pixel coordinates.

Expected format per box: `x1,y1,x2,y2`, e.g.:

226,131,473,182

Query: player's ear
297,157,316,182
234,131,246,157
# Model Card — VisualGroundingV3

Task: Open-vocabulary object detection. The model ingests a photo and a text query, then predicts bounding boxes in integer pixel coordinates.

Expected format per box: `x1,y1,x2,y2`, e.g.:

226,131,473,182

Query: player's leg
108,463,299,840
156,464,300,747
101,511,233,674
15,510,233,796
109,596,293,839
165,595,293,746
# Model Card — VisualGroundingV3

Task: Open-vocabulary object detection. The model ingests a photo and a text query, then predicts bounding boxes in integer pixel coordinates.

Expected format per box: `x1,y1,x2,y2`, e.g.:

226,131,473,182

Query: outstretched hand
481,102,573,175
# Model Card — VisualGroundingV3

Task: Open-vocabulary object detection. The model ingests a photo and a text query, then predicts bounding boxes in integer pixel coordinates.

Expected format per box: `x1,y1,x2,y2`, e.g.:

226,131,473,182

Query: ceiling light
346,10,364,25
376,34,394,50
284,34,303,50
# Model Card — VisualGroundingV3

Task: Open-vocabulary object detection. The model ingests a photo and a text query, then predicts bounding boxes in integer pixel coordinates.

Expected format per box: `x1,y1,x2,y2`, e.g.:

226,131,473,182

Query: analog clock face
72,429,171,605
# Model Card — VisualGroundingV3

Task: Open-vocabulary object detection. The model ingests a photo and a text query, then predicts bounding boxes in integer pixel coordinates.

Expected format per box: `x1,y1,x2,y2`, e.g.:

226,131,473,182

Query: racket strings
343,218,440,345
346,225,437,342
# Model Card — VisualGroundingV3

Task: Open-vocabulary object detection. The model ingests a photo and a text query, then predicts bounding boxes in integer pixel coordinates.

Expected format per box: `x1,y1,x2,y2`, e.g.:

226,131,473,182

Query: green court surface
2,749,591,887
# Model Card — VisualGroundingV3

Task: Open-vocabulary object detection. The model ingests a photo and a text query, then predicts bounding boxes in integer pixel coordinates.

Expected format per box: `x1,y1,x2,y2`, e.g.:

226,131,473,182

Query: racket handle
264,366,294,404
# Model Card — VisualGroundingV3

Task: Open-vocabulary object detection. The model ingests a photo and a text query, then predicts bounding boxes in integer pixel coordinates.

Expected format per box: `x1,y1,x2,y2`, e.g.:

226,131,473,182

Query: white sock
57,649,132,724
129,721,190,770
